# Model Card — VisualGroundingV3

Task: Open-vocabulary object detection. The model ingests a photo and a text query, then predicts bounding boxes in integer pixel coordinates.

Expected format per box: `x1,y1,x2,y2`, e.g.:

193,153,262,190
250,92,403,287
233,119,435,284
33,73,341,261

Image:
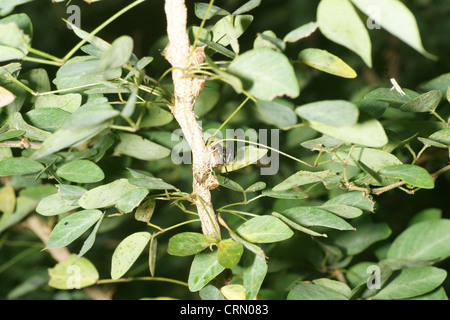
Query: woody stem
163,0,221,239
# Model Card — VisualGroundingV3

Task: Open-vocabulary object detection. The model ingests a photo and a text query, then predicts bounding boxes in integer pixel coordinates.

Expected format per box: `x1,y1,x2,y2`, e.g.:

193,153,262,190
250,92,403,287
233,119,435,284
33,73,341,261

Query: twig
0,139,41,149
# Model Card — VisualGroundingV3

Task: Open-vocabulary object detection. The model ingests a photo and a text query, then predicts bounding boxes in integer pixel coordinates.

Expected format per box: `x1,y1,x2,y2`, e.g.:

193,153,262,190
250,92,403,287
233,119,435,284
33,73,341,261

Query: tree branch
163,0,220,239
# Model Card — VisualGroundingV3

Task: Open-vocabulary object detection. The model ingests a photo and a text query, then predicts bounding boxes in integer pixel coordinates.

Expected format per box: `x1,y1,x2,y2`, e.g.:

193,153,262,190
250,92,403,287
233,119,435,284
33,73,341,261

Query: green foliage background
0,0,449,300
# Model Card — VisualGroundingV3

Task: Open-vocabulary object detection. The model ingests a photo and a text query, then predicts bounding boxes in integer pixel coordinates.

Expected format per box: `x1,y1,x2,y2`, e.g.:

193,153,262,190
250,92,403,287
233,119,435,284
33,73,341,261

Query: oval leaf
236,215,293,243
36,193,79,217
379,164,434,189
399,90,442,113
282,206,355,231
0,158,44,176
111,231,151,280
168,232,218,257
299,48,357,78
56,159,105,183
388,219,450,262
351,0,437,60
228,48,299,101
115,132,171,161
317,0,372,67
372,266,447,300
48,254,99,290
78,179,139,209
45,209,103,249
217,239,244,268
188,250,225,292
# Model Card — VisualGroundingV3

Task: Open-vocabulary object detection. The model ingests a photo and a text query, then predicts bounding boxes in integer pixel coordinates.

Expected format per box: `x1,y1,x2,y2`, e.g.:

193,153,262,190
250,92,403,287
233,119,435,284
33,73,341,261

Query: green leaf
272,211,327,237
36,193,79,216
425,128,450,147
115,132,171,161
217,175,244,192
328,219,391,255
245,181,266,192
148,235,157,277
77,213,104,259
351,0,437,60
287,281,349,300
296,100,359,127
273,170,334,191
399,90,442,113
48,254,99,290
53,56,122,90
236,215,294,243
243,250,267,300
232,0,261,15
307,115,388,147
25,108,71,133
0,22,30,62
194,3,230,20
419,73,450,97
324,191,375,212
0,185,15,213
0,157,43,176
78,178,139,209
134,198,156,223
115,188,148,214
262,188,309,199
318,204,363,219
100,35,133,69
211,15,253,48
199,285,225,300
408,208,442,226
168,232,218,257
407,287,448,300
188,249,225,292
34,93,82,113
9,112,52,141
128,177,176,190
63,100,119,129
387,219,450,262
283,21,319,43
364,87,419,106
372,267,447,300
317,0,372,67
379,164,434,189
254,31,285,52
139,106,173,128
56,159,105,183
111,231,151,280
45,209,103,249
30,122,107,160
256,99,297,129
298,48,357,78
282,206,355,231
217,239,244,268
228,48,299,101
333,147,402,172
0,129,24,142
220,284,246,300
